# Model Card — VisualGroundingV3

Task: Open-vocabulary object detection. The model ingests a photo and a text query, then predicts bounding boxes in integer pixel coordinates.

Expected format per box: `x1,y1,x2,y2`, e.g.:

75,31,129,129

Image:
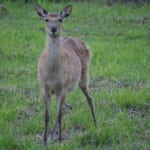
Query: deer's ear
60,5,72,19
35,4,48,17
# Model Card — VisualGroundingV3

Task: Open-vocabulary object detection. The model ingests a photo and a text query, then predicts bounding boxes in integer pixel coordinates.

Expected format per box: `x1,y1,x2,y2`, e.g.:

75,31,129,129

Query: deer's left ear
35,4,48,17
60,5,72,19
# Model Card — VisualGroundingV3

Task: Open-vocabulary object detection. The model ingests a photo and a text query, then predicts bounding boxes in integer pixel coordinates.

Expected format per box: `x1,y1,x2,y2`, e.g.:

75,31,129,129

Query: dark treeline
0,0,149,5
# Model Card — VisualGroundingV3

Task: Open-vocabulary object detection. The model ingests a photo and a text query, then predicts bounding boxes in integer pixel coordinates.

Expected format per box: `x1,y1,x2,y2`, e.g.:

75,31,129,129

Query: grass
0,1,150,150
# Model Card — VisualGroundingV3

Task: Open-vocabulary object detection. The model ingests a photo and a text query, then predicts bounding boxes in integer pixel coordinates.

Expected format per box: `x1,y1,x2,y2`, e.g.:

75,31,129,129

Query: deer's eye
45,19,49,22
59,19,62,23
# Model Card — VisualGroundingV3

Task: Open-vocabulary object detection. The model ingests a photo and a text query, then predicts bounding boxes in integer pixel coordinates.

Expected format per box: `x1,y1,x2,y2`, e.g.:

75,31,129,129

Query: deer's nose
51,26,57,33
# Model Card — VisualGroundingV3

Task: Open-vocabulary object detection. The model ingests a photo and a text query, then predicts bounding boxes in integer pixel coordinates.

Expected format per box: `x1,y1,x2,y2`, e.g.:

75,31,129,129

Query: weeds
0,1,149,150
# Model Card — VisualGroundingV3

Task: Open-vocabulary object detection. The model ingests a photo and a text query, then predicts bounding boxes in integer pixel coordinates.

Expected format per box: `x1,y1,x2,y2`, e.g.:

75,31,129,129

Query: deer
35,4,97,146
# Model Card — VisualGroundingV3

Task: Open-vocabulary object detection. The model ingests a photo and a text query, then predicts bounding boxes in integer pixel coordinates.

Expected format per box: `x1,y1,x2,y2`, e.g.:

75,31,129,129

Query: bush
0,0,149,4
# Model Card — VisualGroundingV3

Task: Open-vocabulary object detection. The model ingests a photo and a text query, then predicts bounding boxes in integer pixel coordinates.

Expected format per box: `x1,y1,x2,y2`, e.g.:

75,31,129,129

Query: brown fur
49,13,59,18
35,4,96,146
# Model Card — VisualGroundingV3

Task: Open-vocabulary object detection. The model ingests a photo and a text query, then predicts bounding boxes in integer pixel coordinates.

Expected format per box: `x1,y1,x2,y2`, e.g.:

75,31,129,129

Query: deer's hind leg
79,66,97,127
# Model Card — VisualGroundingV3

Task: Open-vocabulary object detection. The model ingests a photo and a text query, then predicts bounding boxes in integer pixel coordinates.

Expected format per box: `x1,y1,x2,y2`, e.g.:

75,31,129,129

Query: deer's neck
46,35,61,69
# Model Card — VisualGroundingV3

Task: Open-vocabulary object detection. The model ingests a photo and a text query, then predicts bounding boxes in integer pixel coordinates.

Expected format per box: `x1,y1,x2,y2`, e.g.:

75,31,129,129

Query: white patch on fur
47,37,60,69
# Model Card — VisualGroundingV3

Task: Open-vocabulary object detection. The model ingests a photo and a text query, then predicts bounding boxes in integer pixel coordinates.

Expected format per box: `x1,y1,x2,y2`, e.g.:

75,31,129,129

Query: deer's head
35,4,72,38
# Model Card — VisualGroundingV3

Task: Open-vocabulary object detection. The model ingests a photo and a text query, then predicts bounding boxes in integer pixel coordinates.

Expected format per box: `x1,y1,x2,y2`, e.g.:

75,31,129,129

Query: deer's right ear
35,4,48,17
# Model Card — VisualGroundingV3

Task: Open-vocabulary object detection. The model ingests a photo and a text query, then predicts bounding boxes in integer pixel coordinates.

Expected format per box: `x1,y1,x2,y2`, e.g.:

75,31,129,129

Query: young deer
35,4,97,145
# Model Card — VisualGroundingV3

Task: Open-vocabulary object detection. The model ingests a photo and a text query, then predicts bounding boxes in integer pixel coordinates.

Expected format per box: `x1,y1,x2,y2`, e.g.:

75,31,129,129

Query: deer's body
35,4,96,146
38,37,90,94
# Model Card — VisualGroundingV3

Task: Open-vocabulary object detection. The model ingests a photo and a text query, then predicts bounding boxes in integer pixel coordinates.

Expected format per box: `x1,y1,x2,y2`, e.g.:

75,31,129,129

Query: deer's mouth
49,31,60,38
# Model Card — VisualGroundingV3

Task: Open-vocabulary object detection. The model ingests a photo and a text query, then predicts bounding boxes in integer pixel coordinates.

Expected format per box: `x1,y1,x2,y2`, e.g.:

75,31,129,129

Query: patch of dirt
0,5,8,17
128,104,150,118
0,86,40,99
89,77,148,91
17,104,40,120
130,17,149,25
36,128,73,144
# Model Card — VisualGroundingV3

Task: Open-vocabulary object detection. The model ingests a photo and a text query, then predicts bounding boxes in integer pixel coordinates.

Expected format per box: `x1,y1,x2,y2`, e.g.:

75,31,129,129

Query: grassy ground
0,1,150,150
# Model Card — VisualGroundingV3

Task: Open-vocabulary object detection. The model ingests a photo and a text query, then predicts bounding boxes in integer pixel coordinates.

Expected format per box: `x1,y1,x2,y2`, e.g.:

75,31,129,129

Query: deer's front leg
51,94,66,142
43,89,51,146
58,94,66,142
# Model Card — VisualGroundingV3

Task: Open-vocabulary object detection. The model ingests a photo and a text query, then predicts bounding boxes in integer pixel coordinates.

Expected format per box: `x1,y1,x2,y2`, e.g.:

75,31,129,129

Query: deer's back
61,36,90,69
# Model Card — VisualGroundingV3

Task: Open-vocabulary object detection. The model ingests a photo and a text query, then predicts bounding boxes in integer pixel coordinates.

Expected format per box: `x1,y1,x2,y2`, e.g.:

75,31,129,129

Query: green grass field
0,1,150,150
